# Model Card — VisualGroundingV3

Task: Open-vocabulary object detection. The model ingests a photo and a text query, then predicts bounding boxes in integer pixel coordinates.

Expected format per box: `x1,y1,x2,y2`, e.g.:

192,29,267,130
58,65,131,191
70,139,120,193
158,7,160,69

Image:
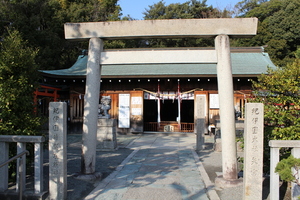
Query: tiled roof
40,50,276,78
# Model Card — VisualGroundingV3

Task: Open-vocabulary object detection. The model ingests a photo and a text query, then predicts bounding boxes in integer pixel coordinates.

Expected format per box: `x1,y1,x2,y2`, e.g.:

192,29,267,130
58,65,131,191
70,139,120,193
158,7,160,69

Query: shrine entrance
64,18,258,182
143,94,195,133
160,100,178,121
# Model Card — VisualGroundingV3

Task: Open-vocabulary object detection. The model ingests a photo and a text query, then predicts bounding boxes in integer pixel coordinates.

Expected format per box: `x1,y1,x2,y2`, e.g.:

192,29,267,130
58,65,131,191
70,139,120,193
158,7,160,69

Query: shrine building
39,46,276,134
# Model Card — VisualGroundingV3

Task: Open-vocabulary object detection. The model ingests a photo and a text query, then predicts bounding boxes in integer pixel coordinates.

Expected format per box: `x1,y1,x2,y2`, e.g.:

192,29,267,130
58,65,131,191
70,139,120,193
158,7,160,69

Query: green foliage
275,155,300,184
250,57,299,172
141,0,232,48
144,1,191,19
0,29,41,136
143,0,232,20
234,0,268,16
0,0,122,70
232,0,300,66
251,58,300,140
1,0,299,68
53,0,121,22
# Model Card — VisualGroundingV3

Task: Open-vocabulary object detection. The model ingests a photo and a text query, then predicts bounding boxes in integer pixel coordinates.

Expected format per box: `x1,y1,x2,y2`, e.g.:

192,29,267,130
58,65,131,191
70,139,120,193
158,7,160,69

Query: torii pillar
215,34,239,184
64,18,258,184
81,37,103,175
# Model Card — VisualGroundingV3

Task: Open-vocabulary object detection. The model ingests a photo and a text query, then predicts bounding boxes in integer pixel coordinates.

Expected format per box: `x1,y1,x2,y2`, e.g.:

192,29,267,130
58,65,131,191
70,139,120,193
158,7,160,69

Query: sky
118,0,241,20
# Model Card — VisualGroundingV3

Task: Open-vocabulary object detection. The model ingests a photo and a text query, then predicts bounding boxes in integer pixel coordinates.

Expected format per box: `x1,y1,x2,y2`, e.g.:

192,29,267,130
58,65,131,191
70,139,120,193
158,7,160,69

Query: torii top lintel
64,18,258,40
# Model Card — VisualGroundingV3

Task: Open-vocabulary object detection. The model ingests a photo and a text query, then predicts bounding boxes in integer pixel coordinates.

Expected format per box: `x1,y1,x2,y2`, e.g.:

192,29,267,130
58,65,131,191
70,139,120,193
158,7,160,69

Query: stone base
97,141,119,151
97,119,118,151
215,175,243,188
73,172,102,182
214,138,222,152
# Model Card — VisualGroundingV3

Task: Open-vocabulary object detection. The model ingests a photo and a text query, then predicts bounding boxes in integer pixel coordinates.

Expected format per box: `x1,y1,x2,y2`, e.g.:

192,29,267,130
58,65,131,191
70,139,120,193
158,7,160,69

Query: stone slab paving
85,135,212,200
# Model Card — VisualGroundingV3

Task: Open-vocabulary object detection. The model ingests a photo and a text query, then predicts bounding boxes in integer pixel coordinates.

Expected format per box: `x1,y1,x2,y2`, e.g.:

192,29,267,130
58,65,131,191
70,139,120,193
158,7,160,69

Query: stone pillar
291,147,300,200
270,145,280,200
195,95,206,151
34,142,44,193
49,102,67,200
0,142,9,191
214,35,239,184
17,142,26,192
81,37,103,174
243,103,264,200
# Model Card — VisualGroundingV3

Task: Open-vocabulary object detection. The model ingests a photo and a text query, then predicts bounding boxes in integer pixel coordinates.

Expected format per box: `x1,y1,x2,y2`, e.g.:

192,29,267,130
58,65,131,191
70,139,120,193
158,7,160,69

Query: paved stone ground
2,134,137,200
40,134,137,200
11,133,277,200
61,134,137,200
85,134,214,200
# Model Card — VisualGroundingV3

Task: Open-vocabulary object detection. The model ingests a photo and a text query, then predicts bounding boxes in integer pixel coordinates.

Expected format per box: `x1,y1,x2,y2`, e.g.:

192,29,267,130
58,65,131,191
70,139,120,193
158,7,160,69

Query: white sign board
131,97,142,105
118,94,130,128
209,94,219,109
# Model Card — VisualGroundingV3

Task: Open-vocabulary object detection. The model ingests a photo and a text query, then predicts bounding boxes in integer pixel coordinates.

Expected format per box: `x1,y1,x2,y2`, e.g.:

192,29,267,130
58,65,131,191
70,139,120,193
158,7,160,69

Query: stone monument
195,95,205,151
97,96,117,151
243,103,264,200
49,102,67,200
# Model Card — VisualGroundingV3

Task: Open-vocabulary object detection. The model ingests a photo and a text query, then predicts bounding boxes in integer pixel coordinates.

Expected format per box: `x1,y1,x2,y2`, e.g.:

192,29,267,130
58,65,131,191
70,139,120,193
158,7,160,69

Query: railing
0,135,45,197
144,122,158,131
180,123,194,132
269,140,300,200
0,150,29,200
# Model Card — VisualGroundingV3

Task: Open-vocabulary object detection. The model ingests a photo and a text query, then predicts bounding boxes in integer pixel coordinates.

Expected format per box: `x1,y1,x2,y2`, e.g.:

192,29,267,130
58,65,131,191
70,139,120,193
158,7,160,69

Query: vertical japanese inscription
49,102,67,200
51,108,60,175
195,95,206,151
243,103,264,200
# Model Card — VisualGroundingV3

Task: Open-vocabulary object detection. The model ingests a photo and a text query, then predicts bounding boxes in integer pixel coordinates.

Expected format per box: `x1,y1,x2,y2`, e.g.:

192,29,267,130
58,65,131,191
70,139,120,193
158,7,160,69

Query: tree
250,51,299,173
275,155,300,185
0,0,122,70
232,0,300,66
143,0,232,20
0,29,42,135
251,56,300,141
143,1,192,19
0,0,67,69
234,0,268,16
141,0,232,48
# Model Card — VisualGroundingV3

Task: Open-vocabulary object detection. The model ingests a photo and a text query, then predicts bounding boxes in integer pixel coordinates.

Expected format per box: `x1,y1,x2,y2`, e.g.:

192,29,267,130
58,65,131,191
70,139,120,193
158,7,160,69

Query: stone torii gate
64,18,258,185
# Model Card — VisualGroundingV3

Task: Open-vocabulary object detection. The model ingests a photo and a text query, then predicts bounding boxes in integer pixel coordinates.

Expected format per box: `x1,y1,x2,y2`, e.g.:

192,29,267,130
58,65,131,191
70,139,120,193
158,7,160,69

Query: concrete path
85,135,219,200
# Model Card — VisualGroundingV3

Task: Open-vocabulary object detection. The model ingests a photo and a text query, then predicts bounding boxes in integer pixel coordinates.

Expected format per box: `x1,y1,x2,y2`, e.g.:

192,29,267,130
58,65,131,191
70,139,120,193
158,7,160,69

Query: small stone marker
195,95,205,151
243,103,264,200
49,102,67,200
